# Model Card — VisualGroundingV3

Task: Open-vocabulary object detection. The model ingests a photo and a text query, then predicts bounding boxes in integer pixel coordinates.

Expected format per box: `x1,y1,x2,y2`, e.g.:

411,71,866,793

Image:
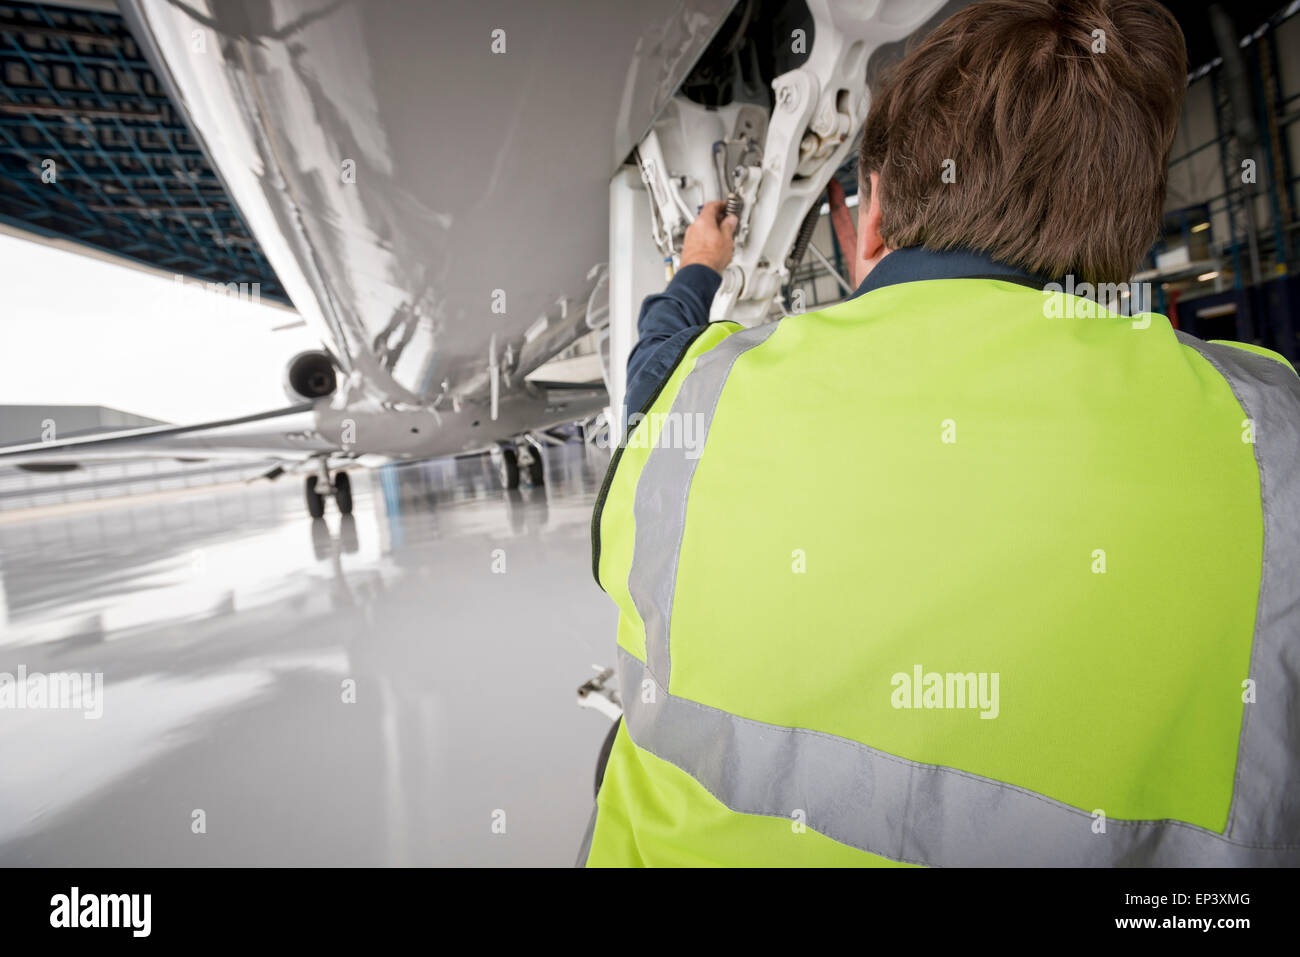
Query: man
583,0,1300,866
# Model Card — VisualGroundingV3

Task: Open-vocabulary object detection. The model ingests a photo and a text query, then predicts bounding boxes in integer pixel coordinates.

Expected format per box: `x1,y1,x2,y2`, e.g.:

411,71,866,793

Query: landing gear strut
304,463,353,516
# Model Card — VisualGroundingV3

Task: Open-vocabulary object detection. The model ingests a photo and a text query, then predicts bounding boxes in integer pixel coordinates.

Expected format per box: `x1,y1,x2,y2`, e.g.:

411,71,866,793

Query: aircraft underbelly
126,0,734,405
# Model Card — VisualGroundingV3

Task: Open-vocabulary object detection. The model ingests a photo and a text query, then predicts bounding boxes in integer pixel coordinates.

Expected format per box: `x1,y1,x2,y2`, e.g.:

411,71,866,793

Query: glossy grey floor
0,444,618,866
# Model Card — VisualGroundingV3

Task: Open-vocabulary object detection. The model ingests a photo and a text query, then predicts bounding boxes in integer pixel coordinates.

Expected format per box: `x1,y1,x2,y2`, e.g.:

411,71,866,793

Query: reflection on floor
0,443,618,866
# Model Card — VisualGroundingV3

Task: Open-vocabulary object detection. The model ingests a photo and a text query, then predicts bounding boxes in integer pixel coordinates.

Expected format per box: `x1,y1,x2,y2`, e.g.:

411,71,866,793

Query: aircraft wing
119,0,734,408
0,403,332,471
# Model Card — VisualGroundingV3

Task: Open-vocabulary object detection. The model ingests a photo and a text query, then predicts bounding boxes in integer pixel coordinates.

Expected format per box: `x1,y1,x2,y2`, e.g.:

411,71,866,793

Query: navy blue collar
851,246,1058,299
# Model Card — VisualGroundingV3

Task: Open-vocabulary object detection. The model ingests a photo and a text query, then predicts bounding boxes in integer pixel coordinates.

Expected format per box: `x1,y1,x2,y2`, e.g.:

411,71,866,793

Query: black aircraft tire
498,447,520,490
334,472,353,515
305,476,325,518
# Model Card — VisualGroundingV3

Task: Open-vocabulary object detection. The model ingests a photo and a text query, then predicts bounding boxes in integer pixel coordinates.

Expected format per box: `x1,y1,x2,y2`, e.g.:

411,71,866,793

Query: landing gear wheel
334,471,353,515
523,444,544,486
496,446,519,490
304,475,325,518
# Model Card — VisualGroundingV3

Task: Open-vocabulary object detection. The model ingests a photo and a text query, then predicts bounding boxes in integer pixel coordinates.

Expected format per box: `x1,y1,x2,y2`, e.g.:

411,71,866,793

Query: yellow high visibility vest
582,277,1300,866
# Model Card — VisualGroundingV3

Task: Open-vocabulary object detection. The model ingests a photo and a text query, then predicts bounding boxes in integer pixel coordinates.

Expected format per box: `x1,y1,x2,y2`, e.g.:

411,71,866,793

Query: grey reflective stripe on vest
619,647,1300,865
628,322,780,686
613,323,1300,865
1175,332,1300,848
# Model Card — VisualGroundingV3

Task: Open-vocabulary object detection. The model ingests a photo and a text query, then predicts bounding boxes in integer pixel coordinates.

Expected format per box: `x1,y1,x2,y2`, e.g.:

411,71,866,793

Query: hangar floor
0,443,617,866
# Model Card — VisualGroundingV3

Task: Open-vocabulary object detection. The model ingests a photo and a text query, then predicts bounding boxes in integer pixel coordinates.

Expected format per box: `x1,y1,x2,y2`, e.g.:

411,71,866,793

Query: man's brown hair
858,0,1186,285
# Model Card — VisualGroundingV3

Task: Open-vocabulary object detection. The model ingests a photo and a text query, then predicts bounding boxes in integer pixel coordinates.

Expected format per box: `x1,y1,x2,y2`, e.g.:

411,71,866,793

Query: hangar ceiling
0,0,288,302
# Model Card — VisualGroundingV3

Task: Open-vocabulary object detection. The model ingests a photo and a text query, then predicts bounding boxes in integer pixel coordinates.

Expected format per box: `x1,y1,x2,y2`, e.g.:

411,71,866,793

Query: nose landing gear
304,462,353,517
491,440,545,490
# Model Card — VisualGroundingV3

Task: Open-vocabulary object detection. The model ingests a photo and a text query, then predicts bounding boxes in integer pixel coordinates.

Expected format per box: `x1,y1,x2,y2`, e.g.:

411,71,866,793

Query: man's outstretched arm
623,201,737,425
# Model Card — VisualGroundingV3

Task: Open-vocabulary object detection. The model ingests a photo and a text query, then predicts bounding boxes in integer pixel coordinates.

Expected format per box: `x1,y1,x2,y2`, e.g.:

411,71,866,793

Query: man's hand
680,200,738,275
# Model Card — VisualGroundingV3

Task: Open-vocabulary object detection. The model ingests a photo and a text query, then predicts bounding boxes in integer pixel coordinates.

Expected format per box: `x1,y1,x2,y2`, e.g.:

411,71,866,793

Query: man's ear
854,171,888,285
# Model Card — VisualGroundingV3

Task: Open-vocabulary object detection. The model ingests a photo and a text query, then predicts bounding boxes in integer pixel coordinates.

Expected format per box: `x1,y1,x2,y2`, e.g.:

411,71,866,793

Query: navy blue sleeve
623,264,721,427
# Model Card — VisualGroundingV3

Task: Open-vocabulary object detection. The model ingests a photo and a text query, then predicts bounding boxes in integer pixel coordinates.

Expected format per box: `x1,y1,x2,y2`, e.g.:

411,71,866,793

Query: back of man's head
859,0,1186,286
